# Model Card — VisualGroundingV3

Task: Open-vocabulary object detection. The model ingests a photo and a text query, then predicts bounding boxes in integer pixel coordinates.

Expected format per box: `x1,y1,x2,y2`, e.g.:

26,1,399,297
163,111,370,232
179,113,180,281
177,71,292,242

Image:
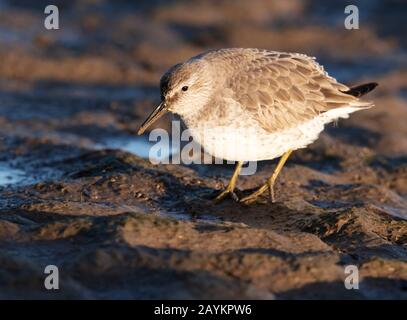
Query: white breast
186,106,361,162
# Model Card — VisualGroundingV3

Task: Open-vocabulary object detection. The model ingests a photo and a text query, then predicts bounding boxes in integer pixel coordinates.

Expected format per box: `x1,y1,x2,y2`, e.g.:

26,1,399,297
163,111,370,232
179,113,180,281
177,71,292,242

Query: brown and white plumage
138,48,377,162
137,48,378,204
200,48,373,133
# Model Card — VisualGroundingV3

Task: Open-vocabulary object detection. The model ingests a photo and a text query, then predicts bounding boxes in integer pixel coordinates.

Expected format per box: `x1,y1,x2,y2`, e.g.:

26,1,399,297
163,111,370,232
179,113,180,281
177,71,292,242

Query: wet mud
0,0,406,299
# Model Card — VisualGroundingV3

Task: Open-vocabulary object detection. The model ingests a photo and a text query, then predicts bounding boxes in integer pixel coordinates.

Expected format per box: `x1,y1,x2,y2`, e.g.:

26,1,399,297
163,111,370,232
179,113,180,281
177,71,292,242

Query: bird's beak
137,101,168,135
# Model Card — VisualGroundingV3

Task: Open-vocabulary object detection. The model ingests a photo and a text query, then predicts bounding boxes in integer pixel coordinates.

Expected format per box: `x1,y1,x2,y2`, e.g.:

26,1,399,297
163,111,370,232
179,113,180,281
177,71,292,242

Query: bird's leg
240,150,292,205
214,161,243,202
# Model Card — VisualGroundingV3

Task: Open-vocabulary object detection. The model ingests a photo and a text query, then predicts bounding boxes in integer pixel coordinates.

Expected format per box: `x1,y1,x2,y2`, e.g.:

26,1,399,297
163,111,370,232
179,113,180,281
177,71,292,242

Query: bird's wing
225,49,365,133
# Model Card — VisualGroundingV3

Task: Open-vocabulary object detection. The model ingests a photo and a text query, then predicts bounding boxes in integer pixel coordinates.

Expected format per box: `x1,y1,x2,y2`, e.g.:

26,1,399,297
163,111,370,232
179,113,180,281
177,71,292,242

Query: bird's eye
182,86,189,92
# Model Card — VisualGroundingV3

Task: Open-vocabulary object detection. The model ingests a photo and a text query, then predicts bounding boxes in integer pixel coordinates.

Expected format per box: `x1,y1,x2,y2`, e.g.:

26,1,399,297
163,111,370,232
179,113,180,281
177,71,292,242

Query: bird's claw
239,183,275,205
239,193,262,205
214,188,239,203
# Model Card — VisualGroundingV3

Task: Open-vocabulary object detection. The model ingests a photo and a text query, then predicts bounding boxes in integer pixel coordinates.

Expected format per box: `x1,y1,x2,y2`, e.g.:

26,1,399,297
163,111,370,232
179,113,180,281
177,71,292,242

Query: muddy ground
0,0,406,299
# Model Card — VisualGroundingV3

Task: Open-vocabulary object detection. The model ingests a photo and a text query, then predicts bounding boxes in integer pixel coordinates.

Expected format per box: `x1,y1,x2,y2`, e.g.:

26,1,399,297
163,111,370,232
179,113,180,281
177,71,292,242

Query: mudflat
0,0,406,299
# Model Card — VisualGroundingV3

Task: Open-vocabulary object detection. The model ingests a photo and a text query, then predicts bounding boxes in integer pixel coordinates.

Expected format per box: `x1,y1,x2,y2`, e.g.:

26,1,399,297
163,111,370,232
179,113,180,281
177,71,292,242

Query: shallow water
102,136,179,162
0,163,29,186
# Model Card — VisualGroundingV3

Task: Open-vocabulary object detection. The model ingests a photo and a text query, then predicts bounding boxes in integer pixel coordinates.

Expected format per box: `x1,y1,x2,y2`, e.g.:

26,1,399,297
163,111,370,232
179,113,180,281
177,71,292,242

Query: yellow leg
240,150,292,204
214,161,243,202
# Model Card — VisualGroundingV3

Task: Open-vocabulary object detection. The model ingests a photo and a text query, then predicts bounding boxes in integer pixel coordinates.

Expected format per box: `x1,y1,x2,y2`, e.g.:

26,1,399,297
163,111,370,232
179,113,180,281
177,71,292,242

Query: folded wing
224,49,372,133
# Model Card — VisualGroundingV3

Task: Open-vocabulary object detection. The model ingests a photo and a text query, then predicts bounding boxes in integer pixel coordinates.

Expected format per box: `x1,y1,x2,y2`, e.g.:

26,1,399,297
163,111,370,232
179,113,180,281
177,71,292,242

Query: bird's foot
240,181,276,205
214,188,240,203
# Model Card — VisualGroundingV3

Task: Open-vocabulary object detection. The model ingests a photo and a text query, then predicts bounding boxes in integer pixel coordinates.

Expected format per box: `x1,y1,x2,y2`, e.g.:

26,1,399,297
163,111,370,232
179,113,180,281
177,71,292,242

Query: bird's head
137,59,212,135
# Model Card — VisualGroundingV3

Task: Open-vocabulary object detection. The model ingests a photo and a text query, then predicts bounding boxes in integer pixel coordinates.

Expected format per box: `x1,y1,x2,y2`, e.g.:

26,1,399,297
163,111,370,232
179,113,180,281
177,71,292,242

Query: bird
137,48,377,204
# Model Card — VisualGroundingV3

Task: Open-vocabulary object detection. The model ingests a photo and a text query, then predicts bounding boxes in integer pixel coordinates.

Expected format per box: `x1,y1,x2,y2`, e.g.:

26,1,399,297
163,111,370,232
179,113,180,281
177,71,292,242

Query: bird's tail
343,82,378,98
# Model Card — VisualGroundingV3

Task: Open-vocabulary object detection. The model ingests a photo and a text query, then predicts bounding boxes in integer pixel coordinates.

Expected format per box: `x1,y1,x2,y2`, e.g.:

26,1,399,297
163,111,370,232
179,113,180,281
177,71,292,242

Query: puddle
102,136,179,162
0,164,29,186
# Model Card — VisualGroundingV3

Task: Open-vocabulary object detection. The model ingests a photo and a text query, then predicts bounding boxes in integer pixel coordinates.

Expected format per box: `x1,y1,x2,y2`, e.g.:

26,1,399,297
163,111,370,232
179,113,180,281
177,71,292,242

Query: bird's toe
213,189,240,203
